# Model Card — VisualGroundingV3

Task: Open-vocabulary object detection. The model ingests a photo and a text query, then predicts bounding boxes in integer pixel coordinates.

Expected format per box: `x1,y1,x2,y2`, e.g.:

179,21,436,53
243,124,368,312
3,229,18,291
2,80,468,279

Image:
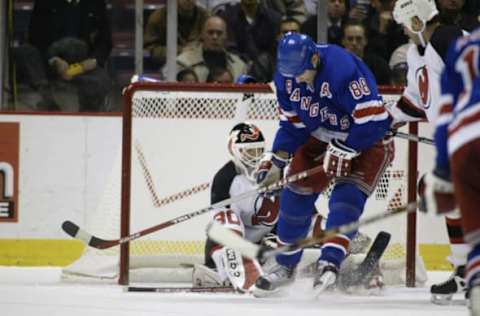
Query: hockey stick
126,286,235,293
207,201,419,262
387,130,434,146
338,231,391,289
62,164,326,250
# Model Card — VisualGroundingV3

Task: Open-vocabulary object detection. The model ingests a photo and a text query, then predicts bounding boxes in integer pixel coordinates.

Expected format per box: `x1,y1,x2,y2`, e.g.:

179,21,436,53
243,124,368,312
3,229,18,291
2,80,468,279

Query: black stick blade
62,220,96,246
339,231,391,288
62,220,80,238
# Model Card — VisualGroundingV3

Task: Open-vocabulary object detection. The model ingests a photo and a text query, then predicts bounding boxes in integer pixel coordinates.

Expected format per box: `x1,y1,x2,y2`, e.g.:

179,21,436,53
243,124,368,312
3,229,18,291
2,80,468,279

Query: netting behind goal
62,83,423,286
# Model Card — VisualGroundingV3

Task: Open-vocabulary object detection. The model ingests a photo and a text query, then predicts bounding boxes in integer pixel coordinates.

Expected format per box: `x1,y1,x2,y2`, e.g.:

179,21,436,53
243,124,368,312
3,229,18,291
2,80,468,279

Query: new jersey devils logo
240,127,260,142
416,66,430,109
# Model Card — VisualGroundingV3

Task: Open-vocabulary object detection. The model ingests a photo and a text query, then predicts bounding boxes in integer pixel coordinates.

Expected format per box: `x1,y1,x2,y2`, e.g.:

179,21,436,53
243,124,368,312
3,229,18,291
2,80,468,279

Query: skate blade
431,293,454,305
251,285,285,298
313,271,336,298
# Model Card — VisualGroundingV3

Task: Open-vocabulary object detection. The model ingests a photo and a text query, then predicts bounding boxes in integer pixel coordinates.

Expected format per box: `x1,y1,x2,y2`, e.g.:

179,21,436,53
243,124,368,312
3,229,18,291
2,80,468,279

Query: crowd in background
8,0,480,112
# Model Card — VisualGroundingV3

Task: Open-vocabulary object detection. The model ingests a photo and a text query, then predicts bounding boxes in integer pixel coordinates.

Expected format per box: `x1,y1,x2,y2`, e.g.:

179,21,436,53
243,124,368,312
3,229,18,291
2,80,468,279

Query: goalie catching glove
255,152,289,186
418,169,457,214
323,139,359,177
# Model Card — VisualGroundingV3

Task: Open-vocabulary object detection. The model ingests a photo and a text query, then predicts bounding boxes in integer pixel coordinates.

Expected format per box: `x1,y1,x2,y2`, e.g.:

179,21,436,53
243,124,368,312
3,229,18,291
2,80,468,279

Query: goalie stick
62,164,325,249
338,231,391,289
207,201,419,262
126,286,235,293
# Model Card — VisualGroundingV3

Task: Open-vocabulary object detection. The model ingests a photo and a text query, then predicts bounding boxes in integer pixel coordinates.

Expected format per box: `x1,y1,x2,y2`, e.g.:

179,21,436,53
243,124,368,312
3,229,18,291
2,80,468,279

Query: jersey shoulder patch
211,161,238,204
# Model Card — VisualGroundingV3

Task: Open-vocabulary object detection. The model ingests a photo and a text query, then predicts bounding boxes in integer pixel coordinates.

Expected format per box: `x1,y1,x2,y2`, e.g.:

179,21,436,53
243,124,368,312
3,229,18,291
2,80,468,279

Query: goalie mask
228,123,265,181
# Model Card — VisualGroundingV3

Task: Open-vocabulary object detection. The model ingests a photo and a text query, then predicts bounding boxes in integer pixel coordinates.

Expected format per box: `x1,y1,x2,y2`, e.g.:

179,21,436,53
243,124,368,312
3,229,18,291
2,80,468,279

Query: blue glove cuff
271,153,288,169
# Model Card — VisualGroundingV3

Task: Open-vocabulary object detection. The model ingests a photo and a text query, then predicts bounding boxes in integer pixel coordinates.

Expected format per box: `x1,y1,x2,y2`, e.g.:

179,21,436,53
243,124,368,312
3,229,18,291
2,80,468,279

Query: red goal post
116,82,419,286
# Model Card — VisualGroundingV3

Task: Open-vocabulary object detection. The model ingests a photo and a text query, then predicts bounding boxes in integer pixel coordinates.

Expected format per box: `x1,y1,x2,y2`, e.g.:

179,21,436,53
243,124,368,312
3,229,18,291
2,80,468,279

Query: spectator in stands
388,43,410,86
247,17,301,82
437,0,480,32
22,0,111,111
278,17,302,35
206,67,235,83
348,0,370,22
303,0,318,17
15,0,112,112
360,0,408,62
216,0,281,68
262,0,307,23
172,16,247,82
206,0,306,23
144,0,209,68
177,68,199,82
342,20,391,84
301,0,349,45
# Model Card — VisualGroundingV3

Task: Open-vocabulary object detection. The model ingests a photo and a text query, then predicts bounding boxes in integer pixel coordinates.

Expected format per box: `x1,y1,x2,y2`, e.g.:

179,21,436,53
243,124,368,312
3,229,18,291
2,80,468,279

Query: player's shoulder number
349,77,371,100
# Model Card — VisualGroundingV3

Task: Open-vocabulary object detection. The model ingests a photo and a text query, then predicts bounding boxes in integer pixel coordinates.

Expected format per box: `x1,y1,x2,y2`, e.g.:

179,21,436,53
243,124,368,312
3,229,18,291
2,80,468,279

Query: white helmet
228,122,265,182
393,0,439,34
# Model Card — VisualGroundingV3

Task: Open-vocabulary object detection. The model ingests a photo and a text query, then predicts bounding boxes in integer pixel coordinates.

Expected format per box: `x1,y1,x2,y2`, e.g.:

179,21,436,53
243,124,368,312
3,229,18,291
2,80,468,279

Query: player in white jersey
197,122,278,292
198,122,324,292
390,0,467,303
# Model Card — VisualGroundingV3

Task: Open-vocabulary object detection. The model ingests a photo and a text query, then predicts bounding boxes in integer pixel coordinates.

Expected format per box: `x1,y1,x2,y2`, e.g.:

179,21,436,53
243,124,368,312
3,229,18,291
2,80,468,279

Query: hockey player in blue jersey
423,28,480,314
251,32,393,297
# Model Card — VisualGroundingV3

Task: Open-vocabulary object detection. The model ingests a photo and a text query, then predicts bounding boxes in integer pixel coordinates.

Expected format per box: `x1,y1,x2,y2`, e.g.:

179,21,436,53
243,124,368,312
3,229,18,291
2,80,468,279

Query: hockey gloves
323,139,359,177
418,169,457,214
255,152,288,187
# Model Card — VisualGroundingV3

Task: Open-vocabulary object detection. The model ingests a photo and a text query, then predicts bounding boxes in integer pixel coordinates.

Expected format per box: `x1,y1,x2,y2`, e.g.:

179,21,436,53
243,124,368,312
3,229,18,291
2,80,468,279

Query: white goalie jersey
209,160,279,243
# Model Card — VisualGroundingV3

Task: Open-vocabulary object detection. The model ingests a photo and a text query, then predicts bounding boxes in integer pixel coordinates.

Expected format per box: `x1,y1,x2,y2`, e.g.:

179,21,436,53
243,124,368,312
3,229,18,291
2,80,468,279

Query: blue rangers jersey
435,27,480,172
272,44,391,154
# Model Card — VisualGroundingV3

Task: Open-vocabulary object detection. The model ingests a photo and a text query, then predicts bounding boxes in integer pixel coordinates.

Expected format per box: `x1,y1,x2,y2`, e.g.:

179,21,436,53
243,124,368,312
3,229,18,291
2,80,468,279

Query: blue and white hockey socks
276,188,318,267
319,183,367,268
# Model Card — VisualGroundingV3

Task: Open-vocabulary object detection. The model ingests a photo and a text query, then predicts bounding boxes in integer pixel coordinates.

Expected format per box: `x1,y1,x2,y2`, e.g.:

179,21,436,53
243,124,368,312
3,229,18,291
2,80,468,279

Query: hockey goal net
63,82,426,287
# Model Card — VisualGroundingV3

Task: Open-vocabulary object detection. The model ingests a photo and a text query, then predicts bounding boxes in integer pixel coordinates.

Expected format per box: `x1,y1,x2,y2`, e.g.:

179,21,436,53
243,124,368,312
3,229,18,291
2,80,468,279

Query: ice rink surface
0,267,469,316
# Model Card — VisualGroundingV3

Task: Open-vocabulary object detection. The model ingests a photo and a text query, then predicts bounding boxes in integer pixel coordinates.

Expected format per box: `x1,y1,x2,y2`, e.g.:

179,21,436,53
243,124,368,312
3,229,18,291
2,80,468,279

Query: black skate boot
313,260,338,297
252,263,295,297
430,265,466,305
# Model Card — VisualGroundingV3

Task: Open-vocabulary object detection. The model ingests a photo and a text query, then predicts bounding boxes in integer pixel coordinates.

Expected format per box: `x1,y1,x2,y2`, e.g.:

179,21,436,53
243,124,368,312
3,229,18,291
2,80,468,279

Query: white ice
0,267,468,316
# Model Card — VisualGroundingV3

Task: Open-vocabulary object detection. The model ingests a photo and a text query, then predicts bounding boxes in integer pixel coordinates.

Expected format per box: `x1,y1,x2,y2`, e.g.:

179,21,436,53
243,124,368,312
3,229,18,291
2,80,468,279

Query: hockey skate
252,264,295,297
430,265,466,305
312,260,338,297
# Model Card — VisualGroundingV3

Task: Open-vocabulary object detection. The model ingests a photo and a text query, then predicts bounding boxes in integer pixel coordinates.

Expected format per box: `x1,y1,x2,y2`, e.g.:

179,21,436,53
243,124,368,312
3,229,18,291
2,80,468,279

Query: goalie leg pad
211,247,261,292
192,263,231,288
